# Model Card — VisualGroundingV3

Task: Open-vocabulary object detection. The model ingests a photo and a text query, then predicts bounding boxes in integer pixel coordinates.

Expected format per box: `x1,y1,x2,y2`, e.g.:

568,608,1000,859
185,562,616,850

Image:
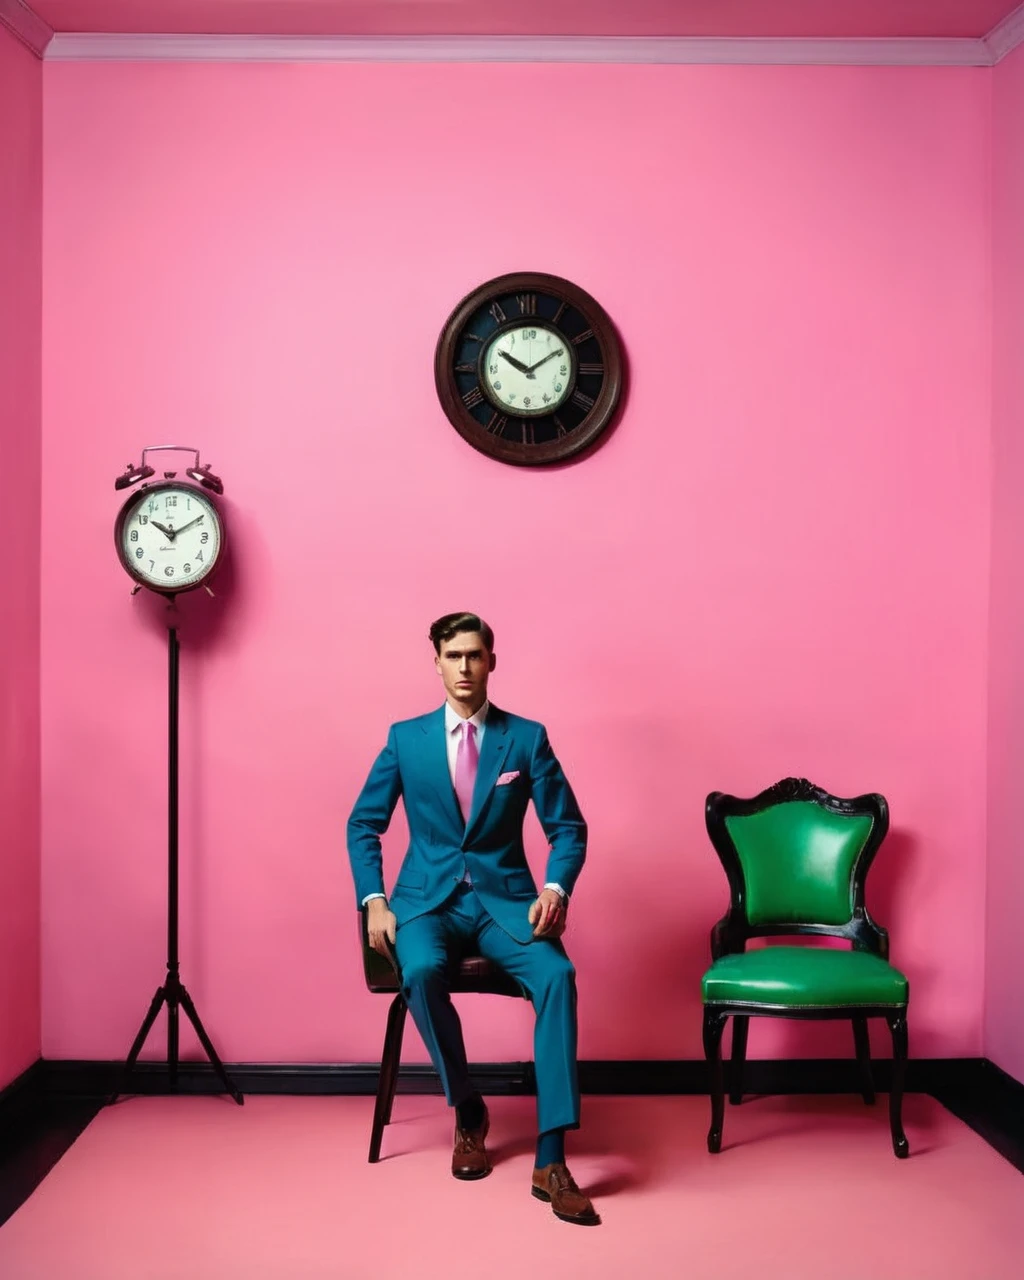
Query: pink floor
0,1093,1020,1278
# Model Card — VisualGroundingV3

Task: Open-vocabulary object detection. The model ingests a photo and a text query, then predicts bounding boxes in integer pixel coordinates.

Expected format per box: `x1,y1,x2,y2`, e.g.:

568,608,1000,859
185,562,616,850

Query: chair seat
452,955,525,996
702,946,908,1009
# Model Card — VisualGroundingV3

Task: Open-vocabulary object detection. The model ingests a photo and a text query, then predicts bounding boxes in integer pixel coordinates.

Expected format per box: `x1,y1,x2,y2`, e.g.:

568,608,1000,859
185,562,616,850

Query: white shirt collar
445,700,489,735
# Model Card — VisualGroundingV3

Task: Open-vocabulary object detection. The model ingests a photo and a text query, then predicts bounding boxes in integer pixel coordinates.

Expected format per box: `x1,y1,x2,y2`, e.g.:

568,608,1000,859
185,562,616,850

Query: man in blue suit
347,612,597,1226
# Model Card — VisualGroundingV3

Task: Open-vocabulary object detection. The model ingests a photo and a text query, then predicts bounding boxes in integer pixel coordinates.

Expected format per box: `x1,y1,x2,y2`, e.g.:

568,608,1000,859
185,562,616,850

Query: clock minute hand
498,349,533,375
525,347,565,374
175,514,205,536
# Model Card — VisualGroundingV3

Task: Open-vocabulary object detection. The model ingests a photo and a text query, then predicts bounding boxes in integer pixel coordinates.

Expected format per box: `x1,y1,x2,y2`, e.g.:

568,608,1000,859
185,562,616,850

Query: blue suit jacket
347,705,587,945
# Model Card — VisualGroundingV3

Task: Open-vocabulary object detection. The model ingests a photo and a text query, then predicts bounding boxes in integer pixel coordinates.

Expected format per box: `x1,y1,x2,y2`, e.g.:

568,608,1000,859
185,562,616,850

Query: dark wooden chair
360,908,528,1162
701,777,910,1158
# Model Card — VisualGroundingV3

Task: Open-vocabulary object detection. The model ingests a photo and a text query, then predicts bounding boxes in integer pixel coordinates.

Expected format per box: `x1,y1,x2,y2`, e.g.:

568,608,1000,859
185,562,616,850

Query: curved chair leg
852,1015,875,1105
729,1015,749,1105
703,1008,728,1153
369,994,408,1163
885,1011,910,1159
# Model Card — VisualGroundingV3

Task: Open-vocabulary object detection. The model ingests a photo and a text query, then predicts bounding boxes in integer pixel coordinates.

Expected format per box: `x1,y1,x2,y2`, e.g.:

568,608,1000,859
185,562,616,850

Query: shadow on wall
863,824,921,1054
124,493,255,653
116,493,263,1011
572,801,920,1063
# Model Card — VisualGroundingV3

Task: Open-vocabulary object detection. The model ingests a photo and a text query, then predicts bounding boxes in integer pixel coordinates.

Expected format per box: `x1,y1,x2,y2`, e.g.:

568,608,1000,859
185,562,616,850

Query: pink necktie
454,721,479,822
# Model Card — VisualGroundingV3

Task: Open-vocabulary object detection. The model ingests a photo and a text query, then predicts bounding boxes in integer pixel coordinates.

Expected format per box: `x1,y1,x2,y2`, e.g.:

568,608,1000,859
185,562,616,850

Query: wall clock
113,452,224,596
434,272,623,465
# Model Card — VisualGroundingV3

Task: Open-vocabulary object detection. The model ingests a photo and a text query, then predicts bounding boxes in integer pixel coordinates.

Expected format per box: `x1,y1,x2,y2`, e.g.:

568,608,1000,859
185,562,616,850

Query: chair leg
885,1011,910,1159
852,1015,875,1105
729,1015,749,1105
368,994,408,1163
382,998,408,1127
703,1008,728,1153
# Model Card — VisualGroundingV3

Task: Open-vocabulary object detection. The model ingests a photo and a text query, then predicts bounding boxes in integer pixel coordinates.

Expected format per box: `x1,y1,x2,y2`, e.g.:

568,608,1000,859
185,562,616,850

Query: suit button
452,876,459,882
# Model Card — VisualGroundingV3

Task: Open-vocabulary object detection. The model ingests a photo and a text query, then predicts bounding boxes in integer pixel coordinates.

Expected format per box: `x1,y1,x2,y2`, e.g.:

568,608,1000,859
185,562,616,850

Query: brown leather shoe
531,1162,600,1225
452,1105,490,1180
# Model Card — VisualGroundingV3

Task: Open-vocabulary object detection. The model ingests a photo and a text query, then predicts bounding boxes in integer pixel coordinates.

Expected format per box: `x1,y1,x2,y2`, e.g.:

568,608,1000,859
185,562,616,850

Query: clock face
480,323,576,417
435,272,623,466
115,482,222,594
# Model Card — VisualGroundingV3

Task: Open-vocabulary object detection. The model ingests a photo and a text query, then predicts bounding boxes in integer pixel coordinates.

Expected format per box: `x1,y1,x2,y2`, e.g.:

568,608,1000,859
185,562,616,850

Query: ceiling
23,2,1024,41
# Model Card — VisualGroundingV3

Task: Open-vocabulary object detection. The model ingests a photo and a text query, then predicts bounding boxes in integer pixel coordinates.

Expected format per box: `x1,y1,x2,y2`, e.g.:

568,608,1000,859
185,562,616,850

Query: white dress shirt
362,699,567,905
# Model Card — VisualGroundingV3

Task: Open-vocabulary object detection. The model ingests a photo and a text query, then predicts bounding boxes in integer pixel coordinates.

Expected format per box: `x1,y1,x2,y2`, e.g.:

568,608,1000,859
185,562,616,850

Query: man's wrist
362,892,387,906
543,882,568,901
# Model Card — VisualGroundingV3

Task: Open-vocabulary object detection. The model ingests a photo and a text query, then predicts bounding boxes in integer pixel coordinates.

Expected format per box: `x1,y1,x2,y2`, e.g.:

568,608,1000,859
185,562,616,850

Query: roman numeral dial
435,272,622,467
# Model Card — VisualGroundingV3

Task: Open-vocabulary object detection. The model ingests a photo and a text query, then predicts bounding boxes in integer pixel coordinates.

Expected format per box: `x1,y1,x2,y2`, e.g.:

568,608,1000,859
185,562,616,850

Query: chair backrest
705,777,889,956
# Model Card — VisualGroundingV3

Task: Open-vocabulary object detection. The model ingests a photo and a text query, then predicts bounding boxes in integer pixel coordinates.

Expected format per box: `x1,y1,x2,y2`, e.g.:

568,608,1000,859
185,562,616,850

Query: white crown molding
984,4,1024,64
43,32,991,67
0,0,52,57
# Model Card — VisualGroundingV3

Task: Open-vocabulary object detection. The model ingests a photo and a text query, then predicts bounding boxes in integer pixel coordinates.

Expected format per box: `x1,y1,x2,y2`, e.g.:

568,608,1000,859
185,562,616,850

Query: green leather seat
701,778,910,1159
702,947,909,1009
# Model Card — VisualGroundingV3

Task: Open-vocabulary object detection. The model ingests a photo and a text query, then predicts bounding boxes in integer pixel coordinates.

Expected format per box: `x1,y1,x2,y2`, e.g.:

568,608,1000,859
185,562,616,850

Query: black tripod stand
110,624,243,1106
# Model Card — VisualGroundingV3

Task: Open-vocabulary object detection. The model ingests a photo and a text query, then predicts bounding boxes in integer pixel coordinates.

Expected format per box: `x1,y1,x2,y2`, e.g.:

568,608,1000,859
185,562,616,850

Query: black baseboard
930,1058,1024,1172
0,1062,100,1230
2,1054,1020,1228
0,1060,44,1126
27,1054,983,1099
0,1054,1003,1105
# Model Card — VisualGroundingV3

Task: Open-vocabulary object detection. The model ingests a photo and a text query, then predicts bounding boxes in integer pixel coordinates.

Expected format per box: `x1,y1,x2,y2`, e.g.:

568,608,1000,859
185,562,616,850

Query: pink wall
987,43,1024,1084
41,62,990,1066
0,27,42,1092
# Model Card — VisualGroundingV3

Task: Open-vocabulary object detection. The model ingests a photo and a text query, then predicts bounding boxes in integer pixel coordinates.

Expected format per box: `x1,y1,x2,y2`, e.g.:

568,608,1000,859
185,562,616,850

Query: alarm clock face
116,482,222,593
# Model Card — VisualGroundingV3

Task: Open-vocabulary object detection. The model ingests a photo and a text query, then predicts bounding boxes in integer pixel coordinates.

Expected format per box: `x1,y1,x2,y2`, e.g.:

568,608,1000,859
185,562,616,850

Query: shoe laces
548,1164,580,1194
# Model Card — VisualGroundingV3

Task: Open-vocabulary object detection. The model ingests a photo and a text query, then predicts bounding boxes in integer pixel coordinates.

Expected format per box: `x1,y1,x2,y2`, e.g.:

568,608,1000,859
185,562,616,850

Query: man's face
435,630,496,711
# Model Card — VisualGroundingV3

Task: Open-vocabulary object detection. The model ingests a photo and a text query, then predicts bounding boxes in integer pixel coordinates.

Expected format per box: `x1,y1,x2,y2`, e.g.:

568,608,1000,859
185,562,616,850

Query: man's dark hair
429,612,494,654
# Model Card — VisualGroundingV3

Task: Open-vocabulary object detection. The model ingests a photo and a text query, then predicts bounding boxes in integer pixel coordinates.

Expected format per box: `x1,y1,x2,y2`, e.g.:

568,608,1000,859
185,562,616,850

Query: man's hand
366,898,397,961
528,888,566,939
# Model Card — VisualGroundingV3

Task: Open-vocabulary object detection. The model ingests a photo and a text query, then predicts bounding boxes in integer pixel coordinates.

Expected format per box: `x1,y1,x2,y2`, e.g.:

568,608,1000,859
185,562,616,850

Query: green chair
701,777,910,1158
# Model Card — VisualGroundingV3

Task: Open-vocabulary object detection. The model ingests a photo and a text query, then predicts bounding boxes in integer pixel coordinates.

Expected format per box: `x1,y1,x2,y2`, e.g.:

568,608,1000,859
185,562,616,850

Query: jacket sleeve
346,726,403,907
530,725,587,896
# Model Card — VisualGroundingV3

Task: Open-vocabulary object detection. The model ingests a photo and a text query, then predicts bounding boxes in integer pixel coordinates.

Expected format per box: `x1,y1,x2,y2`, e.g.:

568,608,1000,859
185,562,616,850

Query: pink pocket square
496,770,520,786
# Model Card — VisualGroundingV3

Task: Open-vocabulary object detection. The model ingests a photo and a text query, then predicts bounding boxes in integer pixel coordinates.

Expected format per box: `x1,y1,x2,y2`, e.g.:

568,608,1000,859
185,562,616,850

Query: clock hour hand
174,515,205,536
149,520,175,539
525,347,564,374
498,349,533,376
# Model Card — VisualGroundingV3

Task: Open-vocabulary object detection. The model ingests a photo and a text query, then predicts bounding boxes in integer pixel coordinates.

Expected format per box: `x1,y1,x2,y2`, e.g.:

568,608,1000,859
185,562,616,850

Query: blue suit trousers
395,883,580,1134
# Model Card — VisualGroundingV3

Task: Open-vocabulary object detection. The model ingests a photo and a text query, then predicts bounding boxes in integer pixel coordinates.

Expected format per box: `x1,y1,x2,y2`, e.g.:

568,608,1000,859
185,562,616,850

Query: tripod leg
178,984,244,1105
108,986,168,1105
168,995,179,1093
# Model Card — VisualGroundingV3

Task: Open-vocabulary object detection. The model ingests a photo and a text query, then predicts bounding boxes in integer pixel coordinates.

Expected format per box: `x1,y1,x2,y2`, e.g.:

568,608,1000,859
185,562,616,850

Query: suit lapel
465,705,511,839
420,707,464,834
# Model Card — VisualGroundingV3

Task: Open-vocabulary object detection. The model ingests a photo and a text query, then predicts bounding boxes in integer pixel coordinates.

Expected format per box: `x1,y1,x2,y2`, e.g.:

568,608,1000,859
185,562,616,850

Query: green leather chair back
725,801,875,926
